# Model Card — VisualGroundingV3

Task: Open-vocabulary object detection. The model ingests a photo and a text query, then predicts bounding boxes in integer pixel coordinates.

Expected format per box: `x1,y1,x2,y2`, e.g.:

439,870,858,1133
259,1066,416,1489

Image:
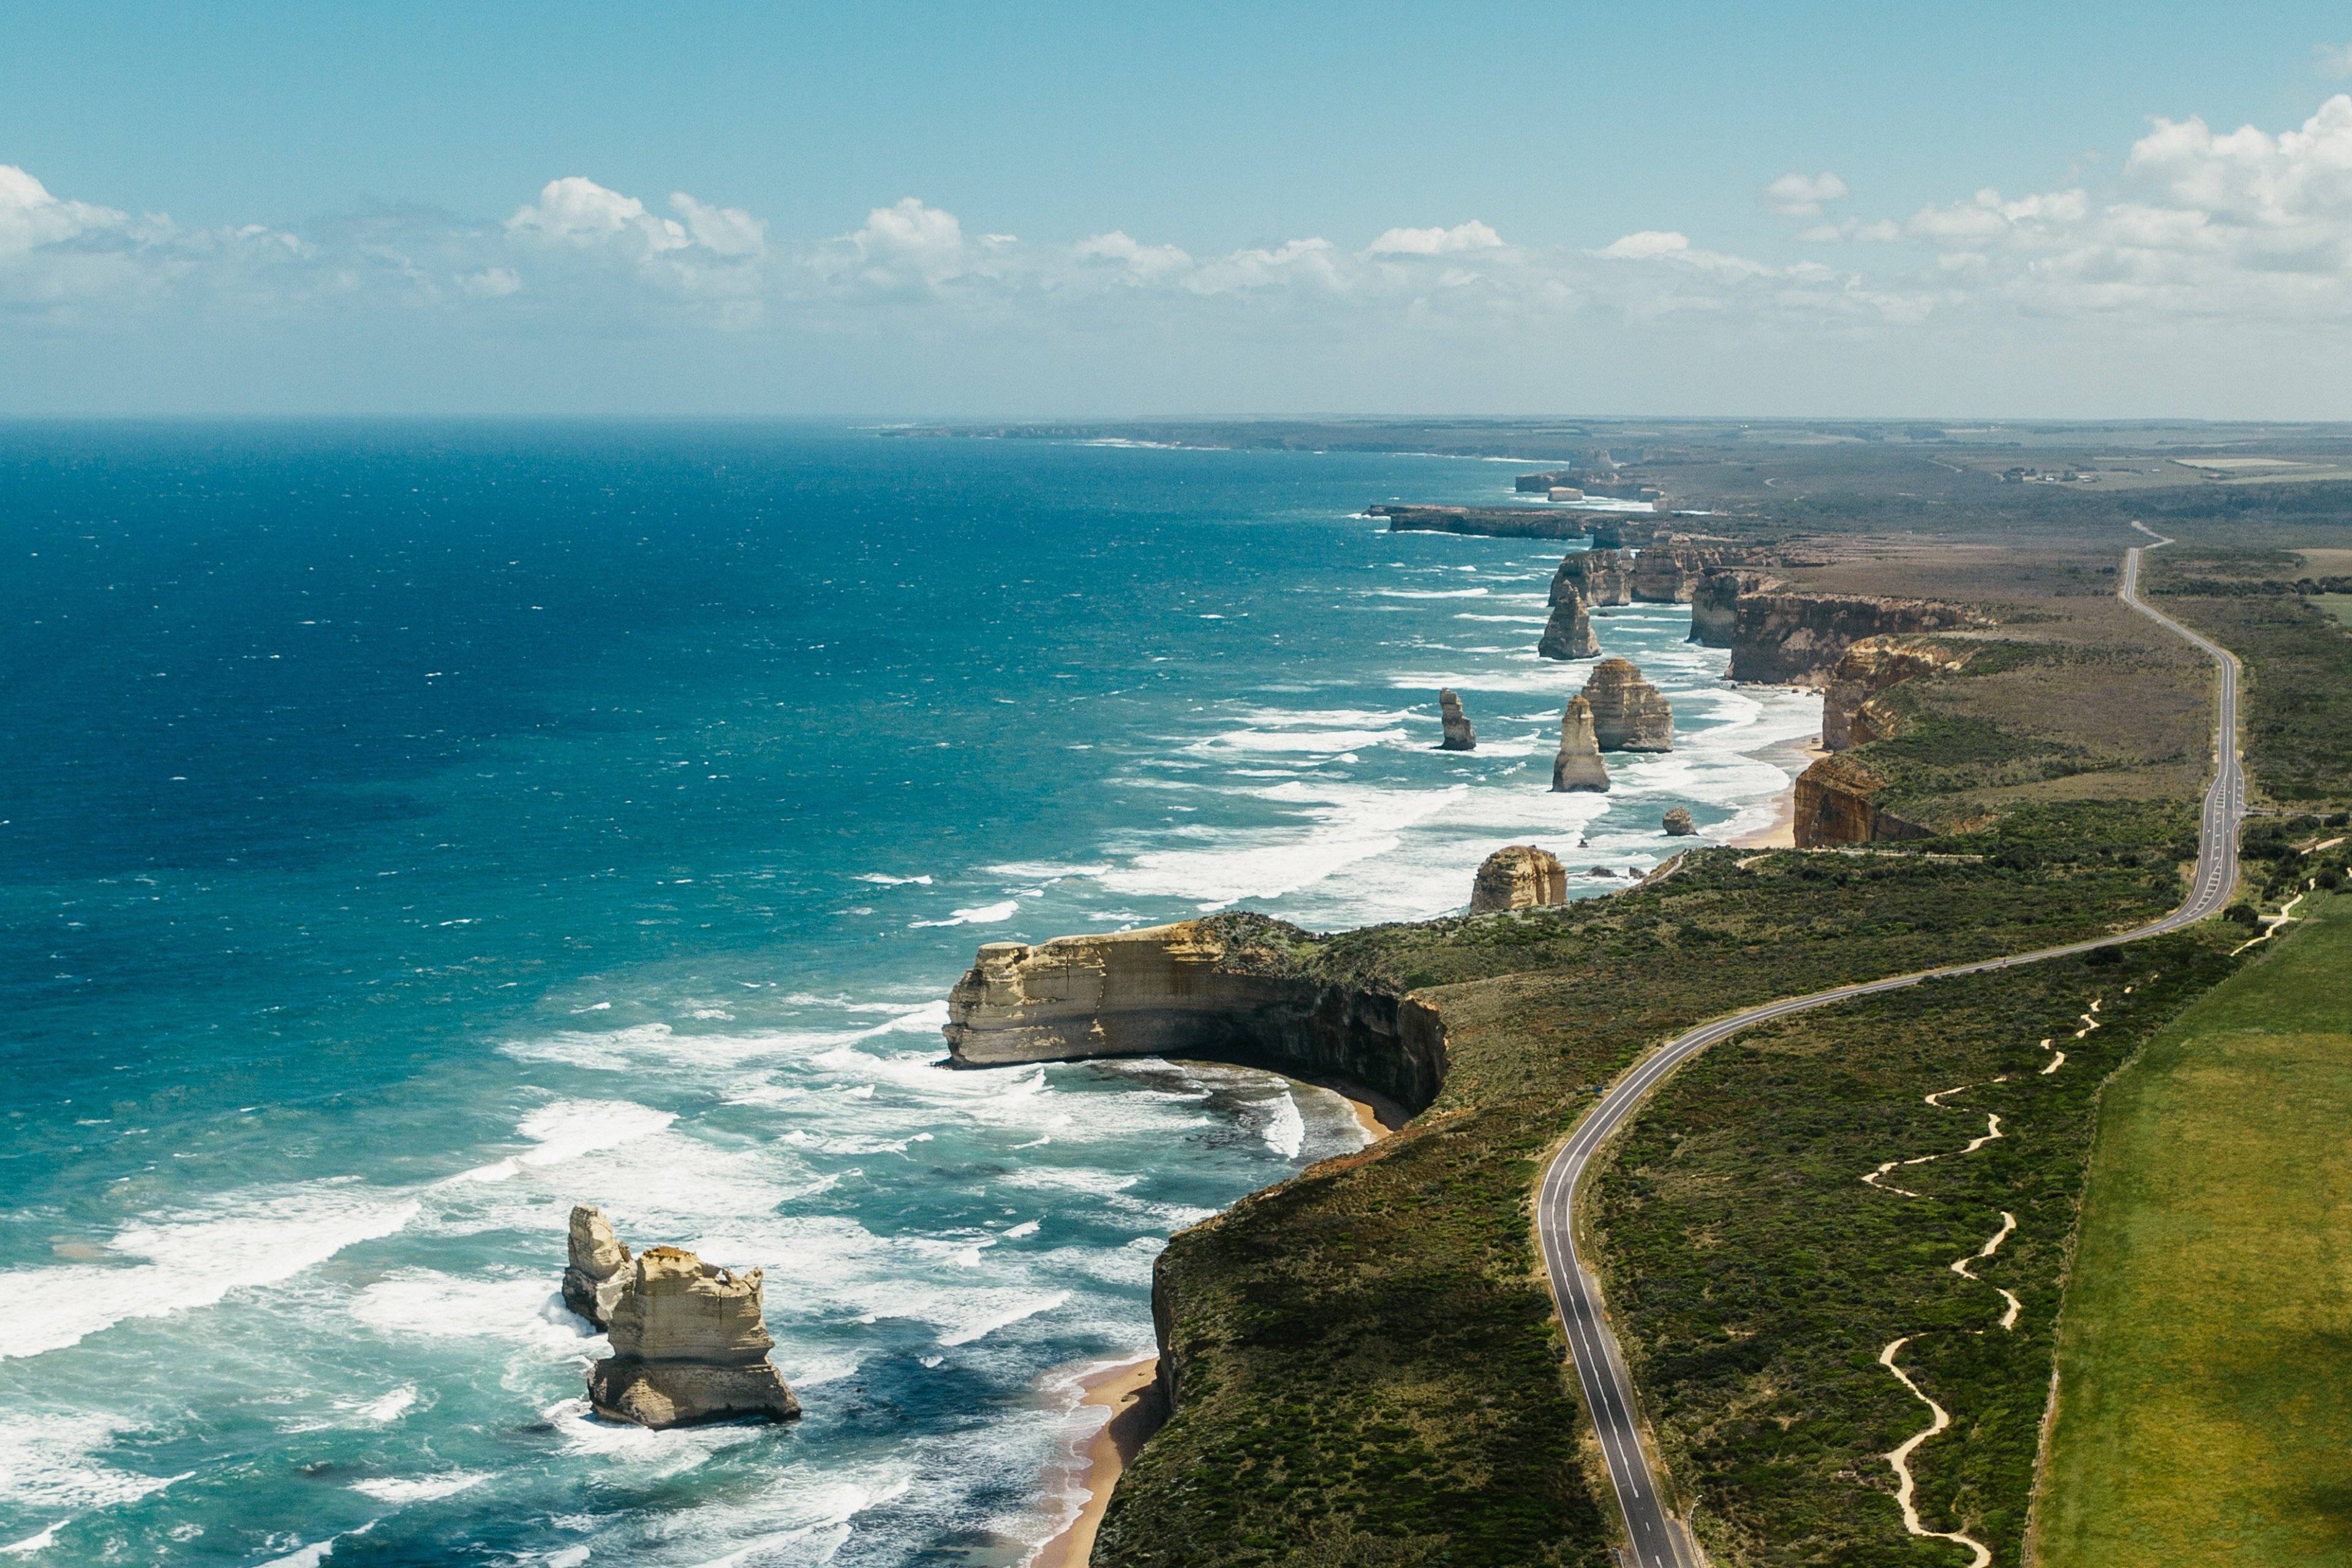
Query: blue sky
9,2,2352,416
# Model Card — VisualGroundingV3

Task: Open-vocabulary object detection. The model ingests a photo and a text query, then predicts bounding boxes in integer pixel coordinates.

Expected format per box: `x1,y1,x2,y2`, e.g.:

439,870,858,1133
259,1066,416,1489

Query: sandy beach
1732,733,1826,848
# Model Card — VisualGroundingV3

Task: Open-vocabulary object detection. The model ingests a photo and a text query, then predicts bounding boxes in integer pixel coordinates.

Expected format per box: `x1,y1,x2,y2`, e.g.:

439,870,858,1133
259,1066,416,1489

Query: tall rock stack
587,1245,802,1428
1469,845,1569,912
1580,658,1674,751
1539,589,1602,660
1438,688,1476,750
1551,696,1611,792
562,1205,633,1330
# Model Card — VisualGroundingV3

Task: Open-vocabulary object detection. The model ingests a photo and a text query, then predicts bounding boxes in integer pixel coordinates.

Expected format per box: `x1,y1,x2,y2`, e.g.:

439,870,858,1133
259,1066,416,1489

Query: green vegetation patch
1591,937,2234,1566
2037,894,2352,1567
1095,807,2198,1568
2149,554,2352,805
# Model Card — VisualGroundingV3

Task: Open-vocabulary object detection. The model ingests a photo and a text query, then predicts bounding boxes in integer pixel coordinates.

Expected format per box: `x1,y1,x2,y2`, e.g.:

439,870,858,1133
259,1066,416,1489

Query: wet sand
1732,733,1826,848
1032,1358,1165,1568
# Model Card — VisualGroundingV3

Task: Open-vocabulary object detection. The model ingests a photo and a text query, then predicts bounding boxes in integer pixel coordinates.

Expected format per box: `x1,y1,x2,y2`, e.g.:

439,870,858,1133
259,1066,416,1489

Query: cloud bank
12,91,2352,414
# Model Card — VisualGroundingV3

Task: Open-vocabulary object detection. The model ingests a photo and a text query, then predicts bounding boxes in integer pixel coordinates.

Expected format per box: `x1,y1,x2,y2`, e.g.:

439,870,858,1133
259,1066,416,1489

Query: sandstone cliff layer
1580,658,1673,752
944,918,1448,1114
563,1205,633,1330
1661,807,1696,837
1551,549,1632,608
1374,505,1589,540
1689,568,1771,647
1551,695,1610,791
584,1240,801,1428
1469,845,1567,912
1820,636,1977,750
1792,753,1933,849
1728,593,1983,687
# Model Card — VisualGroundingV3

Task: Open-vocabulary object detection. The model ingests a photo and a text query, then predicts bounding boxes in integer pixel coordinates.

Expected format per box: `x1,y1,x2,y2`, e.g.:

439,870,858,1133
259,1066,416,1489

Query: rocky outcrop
1820,638,1977,750
944,917,1448,1114
1374,505,1588,540
563,1205,633,1330
1585,518,1628,549
1438,688,1476,750
1728,594,1984,687
1689,568,1768,647
1662,808,1696,837
1551,696,1610,792
1538,589,1601,660
1629,544,1705,603
1552,549,1632,608
1469,845,1568,913
1792,753,1934,848
585,1244,801,1428
1580,658,1674,752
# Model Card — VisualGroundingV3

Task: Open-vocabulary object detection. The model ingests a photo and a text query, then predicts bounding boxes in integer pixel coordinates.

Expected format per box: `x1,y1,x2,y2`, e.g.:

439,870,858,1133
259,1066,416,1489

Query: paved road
1534,528,2244,1567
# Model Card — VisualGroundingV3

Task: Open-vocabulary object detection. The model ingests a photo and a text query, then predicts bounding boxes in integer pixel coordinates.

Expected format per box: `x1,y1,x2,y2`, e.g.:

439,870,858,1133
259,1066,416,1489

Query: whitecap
349,1471,487,1503
451,1098,677,1183
910,900,1020,929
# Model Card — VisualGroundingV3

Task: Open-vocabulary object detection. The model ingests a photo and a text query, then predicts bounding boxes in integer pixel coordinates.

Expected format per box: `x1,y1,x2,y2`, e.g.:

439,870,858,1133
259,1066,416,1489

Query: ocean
0,423,1820,1566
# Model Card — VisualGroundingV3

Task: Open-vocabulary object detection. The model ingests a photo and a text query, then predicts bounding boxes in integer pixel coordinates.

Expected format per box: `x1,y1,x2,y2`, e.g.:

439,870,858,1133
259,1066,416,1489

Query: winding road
1534,527,2244,1567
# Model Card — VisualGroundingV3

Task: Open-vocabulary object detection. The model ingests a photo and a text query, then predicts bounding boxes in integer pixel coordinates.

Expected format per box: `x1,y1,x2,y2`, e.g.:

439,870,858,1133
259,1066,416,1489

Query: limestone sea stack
1538,589,1601,660
1469,845,1568,913
587,1245,802,1428
1439,688,1476,750
563,1205,633,1330
1662,807,1697,837
1580,658,1674,752
1551,696,1610,792
1551,549,1632,608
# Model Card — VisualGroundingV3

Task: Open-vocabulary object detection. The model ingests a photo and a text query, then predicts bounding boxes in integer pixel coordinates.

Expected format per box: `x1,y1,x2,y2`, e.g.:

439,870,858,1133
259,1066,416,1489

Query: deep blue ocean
0,424,1818,1566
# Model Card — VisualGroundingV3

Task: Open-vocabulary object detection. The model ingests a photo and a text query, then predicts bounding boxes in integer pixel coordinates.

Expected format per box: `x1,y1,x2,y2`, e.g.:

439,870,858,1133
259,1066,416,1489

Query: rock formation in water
1820,637,1977,750
1372,505,1589,540
1728,594,1983,687
563,1205,633,1330
1552,549,1632,608
587,1245,802,1428
1661,807,1697,837
1469,845,1568,913
944,916,1448,1113
1438,688,1475,750
1551,696,1611,792
1584,517,1628,549
1538,589,1602,660
1792,753,1934,848
1630,543,1706,603
1580,658,1674,752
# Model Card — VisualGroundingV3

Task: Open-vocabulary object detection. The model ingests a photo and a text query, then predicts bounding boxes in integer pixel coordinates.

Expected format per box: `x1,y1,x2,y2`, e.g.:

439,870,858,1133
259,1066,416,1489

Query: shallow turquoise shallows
0,424,1817,1566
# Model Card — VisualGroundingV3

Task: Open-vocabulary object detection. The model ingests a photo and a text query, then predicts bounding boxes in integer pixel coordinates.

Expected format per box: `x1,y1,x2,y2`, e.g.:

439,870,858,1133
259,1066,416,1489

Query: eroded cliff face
1728,594,1983,687
1551,695,1610,791
1373,505,1588,540
1580,657,1673,752
1552,548,1632,608
1469,845,1567,912
586,1243,802,1427
1792,753,1933,848
1820,637,1977,750
944,918,1449,1114
1689,568,1771,647
1438,688,1476,751
1537,589,1601,660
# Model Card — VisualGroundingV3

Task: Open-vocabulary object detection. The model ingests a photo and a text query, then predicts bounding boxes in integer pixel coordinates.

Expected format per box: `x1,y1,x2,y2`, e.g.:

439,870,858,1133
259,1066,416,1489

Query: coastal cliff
943,916,1448,1114
1727,593,1983,687
1373,505,1589,540
1820,636,1976,750
1792,753,1933,847
1553,549,1632,608
1689,568,1770,647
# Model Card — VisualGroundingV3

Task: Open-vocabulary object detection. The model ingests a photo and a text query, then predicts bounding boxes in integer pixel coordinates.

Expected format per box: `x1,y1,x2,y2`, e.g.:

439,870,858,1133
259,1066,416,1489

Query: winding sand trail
1878,1338,1996,1568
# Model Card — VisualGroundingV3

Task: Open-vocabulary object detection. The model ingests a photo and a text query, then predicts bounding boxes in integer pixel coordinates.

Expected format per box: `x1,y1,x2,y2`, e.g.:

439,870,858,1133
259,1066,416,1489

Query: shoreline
1030,1357,1164,1568
1730,732,1826,849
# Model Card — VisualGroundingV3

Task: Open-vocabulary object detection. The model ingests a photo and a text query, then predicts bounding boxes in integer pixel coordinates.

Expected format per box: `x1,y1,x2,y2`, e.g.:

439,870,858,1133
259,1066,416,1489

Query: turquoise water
0,424,1818,1566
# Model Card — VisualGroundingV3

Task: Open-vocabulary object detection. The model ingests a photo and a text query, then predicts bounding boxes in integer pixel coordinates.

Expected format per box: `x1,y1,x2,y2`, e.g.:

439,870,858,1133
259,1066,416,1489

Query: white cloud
1765,171,1849,217
0,165,129,257
1599,230,1689,260
1365,221,1503,255
2318,42,2352,80
670,193,766,258
1073,230,1194,282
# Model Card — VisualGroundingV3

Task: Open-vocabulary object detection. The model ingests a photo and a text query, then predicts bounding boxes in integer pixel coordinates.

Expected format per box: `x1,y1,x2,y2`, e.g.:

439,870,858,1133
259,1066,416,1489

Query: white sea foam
453,1099,677,1183
350,1273,595,1349
1098,780,1468,908
341,1384,420,1424
910,900,1020,928
1259,1090,1306,1159
349,1471,488,1503
1367,587,1491,599
0,1184,420,1360
853,873,933,885
935,1289,1072,1346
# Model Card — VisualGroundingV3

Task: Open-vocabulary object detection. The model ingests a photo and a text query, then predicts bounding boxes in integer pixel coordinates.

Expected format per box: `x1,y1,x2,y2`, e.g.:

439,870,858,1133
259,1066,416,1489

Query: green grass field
2037,892,2352,1566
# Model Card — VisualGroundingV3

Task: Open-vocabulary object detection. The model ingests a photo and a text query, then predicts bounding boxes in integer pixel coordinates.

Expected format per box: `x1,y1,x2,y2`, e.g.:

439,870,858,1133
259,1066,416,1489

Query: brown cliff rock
1820,638,1977,750
1551,696,1611,792
1538,589,1602,660
1585,517,1627,549
1438,688,1476,750
1373,505,1588,540
1469,845,1568,913
562,1205,633,1330
1551,549,1632,608
1661,807,1697,837
944,917,1448,1112
587,1245,801,1427
1792,753,1934,848
1728,594,1984,687
1689,568,1772,647
1580,658,1674,752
